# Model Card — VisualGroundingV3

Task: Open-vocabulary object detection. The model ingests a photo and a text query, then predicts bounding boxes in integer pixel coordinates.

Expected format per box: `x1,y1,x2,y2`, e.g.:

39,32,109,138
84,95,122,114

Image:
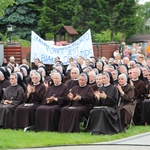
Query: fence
4,42,118,65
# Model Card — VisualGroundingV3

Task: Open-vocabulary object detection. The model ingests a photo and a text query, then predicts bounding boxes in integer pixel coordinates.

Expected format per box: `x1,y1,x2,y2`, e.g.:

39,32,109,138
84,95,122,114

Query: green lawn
0,126,150,149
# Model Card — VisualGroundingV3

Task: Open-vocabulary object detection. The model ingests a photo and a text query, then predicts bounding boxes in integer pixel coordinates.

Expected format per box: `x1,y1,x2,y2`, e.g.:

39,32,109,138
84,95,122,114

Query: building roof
55,26,78,35
63,26,78,35
127,34,150,43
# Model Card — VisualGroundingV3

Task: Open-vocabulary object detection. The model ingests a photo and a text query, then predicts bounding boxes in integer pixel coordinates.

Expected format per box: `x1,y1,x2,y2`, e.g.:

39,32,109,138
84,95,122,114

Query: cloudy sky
138,0,150,4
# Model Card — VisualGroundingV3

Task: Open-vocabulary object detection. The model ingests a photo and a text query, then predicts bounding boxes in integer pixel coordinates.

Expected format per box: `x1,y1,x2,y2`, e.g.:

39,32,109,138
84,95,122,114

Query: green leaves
0,0,39,40
0,0,15,16
0,0,146,43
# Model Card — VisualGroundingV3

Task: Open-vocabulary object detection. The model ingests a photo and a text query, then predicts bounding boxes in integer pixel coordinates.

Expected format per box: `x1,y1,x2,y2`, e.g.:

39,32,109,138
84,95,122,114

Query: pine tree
0,0,41,40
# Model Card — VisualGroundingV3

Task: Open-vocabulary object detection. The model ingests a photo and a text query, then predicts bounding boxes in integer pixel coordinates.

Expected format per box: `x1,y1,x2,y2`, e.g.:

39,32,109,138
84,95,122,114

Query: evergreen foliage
0,0,148,43
0,0,40,40
37,0,75,39
136,2,150,34
0,0,15,16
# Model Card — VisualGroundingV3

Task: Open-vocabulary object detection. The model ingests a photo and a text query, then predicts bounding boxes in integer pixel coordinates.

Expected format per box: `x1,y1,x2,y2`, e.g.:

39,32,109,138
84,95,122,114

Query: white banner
31,29,94,65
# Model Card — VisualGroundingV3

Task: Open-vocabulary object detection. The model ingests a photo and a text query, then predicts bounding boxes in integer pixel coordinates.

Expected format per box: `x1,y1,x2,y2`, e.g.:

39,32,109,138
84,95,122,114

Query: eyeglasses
32,77,38,79
132,72,138,74
111,73,116,75
128,72,132,74
9,78,15,80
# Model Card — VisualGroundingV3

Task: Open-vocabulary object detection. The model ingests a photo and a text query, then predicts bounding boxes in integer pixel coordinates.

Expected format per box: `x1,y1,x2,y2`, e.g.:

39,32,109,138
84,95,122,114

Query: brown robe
0,84,24,128
12,83,46,129
119,84,135,127
35,83,69,132
59,84,94,133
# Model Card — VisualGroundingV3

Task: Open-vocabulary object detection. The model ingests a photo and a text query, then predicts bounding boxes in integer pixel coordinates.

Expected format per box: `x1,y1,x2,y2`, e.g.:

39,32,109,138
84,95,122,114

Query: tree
0,0,140,42
71,0,139,41
72,0,109,35
136,2,150,34
0,0,41,40
102,0,139,41
0,0,15,16
38,0,75,39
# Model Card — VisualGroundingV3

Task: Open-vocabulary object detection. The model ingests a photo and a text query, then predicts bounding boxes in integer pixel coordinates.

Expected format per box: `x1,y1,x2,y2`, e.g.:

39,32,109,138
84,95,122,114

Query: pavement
14,132,150,150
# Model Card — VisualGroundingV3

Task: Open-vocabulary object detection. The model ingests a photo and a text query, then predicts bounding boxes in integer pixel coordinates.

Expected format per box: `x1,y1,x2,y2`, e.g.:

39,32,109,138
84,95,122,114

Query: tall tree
0,0,15,16
71,0,139,41
0,0,140,42
72,0,109,34
0,0,41,40
102,0,139,41
136,2,150,34
38,0,75,39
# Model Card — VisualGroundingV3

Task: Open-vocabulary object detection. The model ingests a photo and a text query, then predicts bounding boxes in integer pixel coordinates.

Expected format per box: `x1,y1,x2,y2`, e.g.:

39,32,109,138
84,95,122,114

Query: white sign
31,29,94,65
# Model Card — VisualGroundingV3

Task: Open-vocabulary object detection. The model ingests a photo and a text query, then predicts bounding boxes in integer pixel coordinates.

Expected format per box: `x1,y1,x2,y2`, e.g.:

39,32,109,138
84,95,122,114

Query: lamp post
7,23,12,42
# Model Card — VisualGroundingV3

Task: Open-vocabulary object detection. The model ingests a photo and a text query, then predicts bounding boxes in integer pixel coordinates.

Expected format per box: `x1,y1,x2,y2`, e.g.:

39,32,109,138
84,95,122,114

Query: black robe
35,83,69,132
89,84,124,135
0,84,24,128
65,79,79,91
91,84,102,92
0,79,10,100
12,83,46,129
59,84,94,132
132,79,146,125
0,79,10,88
141,81,150,125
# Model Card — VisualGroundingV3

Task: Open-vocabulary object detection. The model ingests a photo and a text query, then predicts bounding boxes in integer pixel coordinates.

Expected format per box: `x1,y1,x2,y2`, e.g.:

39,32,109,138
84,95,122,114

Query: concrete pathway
14,132,150,150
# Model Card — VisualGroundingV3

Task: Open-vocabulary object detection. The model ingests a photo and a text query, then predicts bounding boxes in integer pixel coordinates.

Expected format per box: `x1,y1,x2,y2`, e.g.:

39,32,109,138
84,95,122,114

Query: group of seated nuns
0,66,136,135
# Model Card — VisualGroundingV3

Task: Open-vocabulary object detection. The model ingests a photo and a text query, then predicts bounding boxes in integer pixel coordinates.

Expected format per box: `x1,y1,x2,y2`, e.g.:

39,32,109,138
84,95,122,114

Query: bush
11,36,31,46
0,33,31,46
92,30,124,43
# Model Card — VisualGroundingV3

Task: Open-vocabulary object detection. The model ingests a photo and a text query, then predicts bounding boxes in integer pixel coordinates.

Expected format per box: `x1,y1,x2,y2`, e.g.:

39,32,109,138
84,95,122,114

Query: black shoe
83,128,90,132
24,126,35,132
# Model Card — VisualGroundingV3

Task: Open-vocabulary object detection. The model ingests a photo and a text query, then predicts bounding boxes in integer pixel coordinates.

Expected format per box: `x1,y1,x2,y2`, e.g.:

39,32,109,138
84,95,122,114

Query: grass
0,126,150,149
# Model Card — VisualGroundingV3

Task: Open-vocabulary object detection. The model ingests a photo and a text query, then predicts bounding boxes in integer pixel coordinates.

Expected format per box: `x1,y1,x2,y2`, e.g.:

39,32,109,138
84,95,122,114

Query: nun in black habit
141,70,150,125
89,72,124,135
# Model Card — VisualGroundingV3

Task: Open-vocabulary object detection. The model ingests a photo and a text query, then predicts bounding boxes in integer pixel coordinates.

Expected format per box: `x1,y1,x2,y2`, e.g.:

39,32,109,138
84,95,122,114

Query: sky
138,0,150,4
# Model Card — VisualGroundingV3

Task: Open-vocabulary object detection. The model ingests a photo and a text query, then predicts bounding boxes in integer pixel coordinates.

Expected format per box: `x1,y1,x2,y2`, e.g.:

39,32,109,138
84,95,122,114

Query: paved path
15,132,150,150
